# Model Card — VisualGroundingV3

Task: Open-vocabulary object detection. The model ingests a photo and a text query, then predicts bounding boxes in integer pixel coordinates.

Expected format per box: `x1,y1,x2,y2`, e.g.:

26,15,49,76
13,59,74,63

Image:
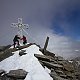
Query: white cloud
0,0,80,59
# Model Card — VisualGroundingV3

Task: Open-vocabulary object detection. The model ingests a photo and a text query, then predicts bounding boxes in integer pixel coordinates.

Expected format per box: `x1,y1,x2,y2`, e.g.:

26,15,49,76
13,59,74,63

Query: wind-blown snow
0,45,53,80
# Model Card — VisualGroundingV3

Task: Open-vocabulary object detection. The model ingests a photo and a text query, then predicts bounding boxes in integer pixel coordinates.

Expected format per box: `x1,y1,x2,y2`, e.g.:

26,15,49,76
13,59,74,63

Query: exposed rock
55,70,64,75
34,54,53,62
78,65,80,72
34,47,79,80
60,74,67,79
71,57,80,61
0,51,13,62
0,43,33,62
50,68,57,76
32,43,41,48
64,71,76,79
0,46,5,52
50,69,68,79
0,69,27,80
7,69,28,79
51,74,68,80
50,69,67,80
39,49,55,57
78,74,80,80
0,43,79,80
57,61,66,65
62,61,74,72
39,60,45,68
0,69,6,75
50,60,58,64
57,56,65,61
41,60,63,69
0,45,11,52
72,60,79,70
0,74,7,80
19,50,27,56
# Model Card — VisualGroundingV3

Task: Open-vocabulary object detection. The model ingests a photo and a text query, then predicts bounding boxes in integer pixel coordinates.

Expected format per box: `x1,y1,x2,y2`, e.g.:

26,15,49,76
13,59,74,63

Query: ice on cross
11,18,29,37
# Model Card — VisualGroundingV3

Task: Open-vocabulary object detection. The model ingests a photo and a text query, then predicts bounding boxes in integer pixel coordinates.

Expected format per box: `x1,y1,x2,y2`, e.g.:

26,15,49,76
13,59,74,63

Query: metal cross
11,18,29,37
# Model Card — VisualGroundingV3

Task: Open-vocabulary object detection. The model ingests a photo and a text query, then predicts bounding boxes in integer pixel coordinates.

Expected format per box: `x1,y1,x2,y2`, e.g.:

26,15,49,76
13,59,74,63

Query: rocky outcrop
0,69,28,80
0,69,6,75
41,60,63,69
35,49,79,80
39,48,55,57
0,45,11,52
34,54,53,62
19,50,27,56
0,43,79,80
0,46,5,52
0,43,33,62
7,69,28,79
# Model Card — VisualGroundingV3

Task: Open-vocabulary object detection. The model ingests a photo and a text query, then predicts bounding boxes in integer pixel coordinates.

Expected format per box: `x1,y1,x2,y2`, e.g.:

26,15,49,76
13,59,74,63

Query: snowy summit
0,44,53,80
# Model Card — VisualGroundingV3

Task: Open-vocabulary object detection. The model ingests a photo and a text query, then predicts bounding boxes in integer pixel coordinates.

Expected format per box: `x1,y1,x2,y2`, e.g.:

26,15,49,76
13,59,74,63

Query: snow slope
0,45,53,80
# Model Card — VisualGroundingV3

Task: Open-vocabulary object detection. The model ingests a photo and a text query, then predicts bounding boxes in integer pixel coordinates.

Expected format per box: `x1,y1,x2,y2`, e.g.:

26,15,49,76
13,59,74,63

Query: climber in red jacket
21,35,27,45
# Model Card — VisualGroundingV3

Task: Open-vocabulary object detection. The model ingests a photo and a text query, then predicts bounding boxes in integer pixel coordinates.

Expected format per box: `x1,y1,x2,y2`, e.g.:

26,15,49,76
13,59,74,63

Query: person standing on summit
21,35,27,45
13,35,20,48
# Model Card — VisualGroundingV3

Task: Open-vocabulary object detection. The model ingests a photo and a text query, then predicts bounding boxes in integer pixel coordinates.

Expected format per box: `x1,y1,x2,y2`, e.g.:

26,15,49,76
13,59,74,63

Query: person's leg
13,41,16,48
17,40,20,46
23,40,27,45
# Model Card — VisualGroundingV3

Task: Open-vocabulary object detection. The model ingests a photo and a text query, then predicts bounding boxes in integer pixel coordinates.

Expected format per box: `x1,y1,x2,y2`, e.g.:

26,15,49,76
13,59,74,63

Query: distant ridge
71,57,80,61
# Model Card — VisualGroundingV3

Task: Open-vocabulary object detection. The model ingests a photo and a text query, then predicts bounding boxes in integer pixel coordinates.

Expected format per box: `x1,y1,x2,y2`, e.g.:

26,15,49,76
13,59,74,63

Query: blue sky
52,4,80,39
0,0,80,59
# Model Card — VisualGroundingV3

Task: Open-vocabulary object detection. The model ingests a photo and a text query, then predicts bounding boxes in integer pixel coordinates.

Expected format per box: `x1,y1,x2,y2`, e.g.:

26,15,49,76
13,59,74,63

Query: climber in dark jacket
13,35,20,48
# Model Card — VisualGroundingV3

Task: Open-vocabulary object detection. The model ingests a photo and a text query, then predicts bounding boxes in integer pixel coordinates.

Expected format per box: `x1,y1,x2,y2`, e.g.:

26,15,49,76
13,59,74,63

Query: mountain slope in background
71,57,80,61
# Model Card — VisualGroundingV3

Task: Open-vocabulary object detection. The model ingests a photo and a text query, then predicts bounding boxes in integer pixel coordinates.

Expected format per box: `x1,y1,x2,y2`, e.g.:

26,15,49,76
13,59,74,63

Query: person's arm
20,38,23,40
17,37,21,39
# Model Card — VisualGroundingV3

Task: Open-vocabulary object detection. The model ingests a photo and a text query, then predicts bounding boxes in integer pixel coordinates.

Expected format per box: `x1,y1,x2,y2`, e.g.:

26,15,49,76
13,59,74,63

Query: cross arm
11,23,18,27
22,24,29,29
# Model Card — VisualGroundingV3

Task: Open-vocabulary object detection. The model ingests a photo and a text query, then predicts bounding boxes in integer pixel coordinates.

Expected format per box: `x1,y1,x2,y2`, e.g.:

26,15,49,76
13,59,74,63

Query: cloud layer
0,0,80,59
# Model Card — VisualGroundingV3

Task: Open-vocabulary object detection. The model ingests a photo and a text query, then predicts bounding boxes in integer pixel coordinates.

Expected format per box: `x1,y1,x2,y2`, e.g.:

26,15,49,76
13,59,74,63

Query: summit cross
11,18,29,37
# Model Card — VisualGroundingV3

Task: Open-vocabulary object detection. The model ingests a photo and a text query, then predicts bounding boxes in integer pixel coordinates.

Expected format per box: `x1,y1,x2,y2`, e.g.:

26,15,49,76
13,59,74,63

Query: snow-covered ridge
0,44,53,80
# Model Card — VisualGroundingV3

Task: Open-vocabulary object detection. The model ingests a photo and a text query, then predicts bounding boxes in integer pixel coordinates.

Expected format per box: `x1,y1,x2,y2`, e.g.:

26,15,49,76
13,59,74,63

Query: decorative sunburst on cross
11,18,29,37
